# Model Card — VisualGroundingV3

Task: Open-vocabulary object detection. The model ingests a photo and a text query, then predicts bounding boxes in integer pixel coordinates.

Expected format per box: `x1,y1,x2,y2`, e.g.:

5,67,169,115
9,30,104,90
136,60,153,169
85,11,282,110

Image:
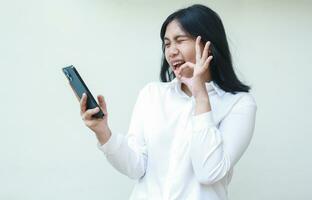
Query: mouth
172,60,185,71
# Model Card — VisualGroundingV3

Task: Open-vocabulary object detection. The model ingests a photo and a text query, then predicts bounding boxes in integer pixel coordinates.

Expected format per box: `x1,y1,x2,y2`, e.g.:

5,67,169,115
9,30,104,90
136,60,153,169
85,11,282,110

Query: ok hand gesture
176,36,213,97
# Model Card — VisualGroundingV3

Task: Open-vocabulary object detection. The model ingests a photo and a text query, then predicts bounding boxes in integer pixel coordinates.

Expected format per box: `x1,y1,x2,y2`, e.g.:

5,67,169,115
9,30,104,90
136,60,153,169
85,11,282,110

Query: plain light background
0,0,311,199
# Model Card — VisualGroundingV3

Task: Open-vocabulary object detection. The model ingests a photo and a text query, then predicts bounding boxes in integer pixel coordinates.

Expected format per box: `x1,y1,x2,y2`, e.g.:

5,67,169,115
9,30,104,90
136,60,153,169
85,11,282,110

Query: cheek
164,49,170,63
181,45,196,62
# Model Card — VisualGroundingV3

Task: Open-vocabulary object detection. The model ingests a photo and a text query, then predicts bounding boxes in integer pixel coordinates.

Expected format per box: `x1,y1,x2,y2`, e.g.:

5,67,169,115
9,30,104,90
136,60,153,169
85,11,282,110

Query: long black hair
160,4,250,94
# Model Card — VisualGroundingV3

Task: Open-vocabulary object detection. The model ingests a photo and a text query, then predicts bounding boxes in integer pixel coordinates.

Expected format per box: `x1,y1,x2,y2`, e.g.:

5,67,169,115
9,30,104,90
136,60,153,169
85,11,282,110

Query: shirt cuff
97,132,123,155
192,111,216,132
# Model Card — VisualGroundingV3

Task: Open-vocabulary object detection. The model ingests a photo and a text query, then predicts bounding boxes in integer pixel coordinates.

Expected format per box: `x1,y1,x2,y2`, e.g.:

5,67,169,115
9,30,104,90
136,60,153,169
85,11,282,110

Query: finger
177,62,195,74
97,95,107,114
201,41,211,63
195,36,202,62
80,93,87,114
82,107,100,120
203,55,213,70
177,62,195,78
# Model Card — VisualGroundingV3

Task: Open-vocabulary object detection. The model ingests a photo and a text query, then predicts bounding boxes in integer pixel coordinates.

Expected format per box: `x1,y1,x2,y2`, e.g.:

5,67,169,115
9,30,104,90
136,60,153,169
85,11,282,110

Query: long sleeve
189,93,257,185
97,87,148,180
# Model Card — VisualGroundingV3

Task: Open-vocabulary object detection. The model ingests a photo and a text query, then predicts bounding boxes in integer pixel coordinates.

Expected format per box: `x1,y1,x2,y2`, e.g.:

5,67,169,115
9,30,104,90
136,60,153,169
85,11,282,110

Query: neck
181,83,192,97
181,76,212,97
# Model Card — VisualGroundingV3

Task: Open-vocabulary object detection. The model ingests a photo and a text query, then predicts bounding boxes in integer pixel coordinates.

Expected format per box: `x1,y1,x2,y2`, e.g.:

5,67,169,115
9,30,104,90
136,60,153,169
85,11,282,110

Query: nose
167,44,179,58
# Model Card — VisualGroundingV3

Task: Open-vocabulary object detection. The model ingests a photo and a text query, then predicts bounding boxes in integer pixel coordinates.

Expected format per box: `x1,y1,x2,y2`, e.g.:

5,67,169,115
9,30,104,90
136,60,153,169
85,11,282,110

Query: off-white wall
0,0,311,199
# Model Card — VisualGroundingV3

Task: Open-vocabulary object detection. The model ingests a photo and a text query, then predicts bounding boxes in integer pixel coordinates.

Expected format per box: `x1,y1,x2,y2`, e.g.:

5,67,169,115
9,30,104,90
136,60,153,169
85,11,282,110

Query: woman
80,4,257,200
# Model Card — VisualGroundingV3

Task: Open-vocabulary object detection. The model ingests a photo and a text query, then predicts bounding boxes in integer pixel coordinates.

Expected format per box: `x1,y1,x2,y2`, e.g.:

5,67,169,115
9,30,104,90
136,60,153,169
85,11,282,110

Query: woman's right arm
80,90,148,180
80,93,111,145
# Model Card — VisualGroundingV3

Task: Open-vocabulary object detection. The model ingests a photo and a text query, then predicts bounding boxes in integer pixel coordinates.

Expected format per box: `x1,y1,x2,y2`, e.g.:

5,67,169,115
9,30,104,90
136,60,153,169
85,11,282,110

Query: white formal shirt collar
171,78,225,98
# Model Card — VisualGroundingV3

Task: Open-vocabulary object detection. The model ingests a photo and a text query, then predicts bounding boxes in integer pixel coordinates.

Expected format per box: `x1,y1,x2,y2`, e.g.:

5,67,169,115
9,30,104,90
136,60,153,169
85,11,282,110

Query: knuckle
83,112,90,119
85,121,92,127
85,112,91,117
87,121,96,128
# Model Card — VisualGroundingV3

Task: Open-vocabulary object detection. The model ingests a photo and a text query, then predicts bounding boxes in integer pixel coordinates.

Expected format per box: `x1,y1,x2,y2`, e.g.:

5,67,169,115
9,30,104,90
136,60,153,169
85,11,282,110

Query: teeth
172,61,184,68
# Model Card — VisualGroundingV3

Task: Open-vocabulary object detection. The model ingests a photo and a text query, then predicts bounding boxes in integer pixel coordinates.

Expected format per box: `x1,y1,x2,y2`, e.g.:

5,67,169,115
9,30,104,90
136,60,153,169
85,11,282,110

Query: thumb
177,62,195,75
97,95,108,114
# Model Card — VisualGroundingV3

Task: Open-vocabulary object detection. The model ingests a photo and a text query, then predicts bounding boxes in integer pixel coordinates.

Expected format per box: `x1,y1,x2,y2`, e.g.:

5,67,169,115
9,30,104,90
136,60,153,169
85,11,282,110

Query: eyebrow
164,34,189,42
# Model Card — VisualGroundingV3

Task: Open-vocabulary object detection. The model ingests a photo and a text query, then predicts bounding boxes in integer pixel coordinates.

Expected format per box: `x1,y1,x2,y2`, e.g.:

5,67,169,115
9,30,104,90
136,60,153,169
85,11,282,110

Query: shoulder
232,92,256,107
224,91,257,114
215,91,257,123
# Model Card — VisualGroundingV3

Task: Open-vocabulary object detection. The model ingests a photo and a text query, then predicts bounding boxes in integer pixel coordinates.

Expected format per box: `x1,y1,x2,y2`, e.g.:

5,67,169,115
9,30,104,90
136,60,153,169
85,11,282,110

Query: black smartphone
62,65,104,118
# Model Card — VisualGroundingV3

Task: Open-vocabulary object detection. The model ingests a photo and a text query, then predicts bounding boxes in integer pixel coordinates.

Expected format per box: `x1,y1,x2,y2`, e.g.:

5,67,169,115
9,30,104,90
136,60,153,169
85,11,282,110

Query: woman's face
164,20,202,78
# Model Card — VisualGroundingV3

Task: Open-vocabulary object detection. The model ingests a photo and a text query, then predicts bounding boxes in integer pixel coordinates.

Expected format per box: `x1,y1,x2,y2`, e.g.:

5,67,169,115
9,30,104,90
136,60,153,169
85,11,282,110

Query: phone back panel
62,65,104,118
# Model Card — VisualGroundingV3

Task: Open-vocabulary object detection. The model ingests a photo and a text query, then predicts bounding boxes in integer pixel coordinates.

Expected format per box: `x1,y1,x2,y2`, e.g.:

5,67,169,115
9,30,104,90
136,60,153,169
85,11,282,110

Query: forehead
164,20,188,39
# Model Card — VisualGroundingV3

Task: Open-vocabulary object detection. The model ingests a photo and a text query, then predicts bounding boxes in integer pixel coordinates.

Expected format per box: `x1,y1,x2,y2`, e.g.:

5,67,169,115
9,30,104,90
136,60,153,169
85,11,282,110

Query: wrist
194,98,211,114
96,127,111,145
194,90,208,100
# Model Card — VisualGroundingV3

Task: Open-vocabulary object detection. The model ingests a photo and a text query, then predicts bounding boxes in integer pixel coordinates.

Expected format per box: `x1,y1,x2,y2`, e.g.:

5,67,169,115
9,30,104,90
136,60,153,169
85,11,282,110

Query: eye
177,38,187,44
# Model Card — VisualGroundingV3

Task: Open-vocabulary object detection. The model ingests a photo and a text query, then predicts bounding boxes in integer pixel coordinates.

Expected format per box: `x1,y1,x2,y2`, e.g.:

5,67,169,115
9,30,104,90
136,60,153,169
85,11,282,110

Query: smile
172,61,185,70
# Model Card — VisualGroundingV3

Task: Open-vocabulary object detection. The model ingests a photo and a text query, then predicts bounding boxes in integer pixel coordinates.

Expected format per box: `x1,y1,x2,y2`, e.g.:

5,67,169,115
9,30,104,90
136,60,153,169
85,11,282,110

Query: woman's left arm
190,93,257,185
177,36,257,185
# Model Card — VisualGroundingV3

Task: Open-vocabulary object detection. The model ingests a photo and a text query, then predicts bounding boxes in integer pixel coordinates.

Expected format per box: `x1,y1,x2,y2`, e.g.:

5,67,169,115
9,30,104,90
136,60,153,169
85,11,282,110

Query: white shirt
98,78,257,200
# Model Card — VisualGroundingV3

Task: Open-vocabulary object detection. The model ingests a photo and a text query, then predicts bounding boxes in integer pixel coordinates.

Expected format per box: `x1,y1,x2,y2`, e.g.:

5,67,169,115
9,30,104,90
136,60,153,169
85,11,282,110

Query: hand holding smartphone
62,65,111,145
62,65,104,118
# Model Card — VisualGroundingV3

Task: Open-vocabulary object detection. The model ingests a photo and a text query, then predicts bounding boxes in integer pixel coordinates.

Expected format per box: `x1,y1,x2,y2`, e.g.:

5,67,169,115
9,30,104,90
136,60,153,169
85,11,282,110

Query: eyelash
164,40,186,47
